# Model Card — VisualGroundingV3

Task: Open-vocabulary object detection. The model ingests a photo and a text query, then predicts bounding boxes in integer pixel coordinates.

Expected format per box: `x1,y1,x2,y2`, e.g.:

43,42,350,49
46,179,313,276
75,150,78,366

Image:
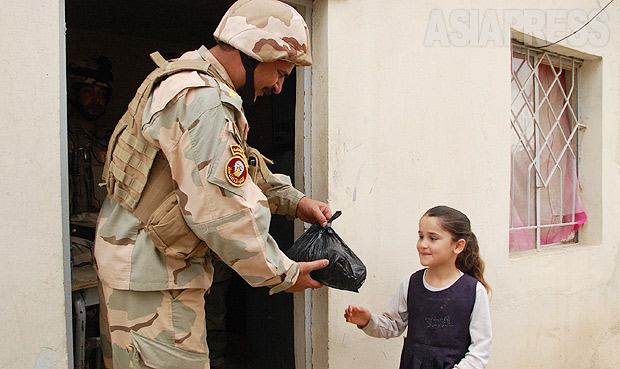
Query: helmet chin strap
238,52,260,108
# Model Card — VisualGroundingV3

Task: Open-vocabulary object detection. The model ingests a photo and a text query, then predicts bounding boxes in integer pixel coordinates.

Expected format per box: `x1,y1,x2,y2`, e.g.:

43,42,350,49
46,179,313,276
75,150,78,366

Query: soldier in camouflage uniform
94,1,330,368
68,56,114,222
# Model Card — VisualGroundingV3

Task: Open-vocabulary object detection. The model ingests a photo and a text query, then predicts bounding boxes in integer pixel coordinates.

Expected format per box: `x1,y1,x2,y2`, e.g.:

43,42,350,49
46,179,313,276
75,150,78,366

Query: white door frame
287,1,316,368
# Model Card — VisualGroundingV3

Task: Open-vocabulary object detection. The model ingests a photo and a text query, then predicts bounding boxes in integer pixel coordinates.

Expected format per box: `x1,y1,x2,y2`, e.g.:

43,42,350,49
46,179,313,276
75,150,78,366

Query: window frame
509,41,587,251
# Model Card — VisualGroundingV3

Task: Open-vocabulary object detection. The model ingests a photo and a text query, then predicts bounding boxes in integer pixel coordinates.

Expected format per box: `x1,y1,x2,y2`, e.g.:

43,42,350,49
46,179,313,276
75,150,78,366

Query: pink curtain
510,56,587,252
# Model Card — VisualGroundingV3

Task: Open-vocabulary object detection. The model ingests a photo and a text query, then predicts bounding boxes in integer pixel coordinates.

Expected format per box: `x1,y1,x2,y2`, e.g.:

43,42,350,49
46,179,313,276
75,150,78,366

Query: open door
65,1,307,368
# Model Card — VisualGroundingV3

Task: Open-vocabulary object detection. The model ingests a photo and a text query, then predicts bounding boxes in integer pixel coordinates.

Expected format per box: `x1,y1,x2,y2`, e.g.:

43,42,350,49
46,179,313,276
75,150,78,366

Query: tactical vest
102,50,218,259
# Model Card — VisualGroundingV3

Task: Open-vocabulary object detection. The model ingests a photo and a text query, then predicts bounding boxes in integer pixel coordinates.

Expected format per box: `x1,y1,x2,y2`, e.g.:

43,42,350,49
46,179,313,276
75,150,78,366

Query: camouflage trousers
99,282,210,369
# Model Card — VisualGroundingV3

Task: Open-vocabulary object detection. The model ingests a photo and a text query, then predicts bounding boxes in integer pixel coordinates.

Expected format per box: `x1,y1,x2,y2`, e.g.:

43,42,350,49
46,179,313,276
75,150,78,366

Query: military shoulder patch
225,145,248,187
225,155,248,187
230,144,244,158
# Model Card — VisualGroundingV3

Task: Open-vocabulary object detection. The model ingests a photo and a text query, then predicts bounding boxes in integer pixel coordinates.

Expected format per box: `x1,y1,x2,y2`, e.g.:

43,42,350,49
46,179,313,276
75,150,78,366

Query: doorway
65,1,305,368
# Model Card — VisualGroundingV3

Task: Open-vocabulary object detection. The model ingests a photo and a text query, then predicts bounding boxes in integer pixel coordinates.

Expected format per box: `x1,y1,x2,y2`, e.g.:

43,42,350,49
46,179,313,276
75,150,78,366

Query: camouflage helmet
67,56,114,90
214,0,312,66
67,57,113,120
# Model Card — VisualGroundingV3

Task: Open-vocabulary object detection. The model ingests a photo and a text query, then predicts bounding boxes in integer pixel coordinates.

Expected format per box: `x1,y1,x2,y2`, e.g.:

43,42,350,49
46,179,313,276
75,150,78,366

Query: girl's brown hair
424,205,491,293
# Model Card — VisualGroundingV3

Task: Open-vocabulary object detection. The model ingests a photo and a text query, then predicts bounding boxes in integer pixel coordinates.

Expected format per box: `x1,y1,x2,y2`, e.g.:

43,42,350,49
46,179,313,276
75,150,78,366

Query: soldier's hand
296,197,332,227
285,259,329,293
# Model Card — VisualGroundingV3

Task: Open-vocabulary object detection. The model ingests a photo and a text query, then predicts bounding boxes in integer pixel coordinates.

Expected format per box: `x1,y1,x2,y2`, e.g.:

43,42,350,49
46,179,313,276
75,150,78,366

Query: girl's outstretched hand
344,305,371,328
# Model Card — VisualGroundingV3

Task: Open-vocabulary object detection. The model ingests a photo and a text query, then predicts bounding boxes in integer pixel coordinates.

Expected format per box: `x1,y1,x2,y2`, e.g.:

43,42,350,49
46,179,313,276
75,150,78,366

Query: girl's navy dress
399,269,477,369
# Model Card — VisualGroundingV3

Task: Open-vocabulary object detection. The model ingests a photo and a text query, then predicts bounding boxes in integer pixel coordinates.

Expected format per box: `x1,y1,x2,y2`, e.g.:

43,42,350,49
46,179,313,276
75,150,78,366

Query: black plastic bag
285,211,366,292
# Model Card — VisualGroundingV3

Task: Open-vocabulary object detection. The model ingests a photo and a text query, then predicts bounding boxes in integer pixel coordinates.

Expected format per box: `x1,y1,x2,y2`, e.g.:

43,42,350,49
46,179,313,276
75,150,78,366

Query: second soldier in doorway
67,57,114,267
67,56,113,224
94,1,330,368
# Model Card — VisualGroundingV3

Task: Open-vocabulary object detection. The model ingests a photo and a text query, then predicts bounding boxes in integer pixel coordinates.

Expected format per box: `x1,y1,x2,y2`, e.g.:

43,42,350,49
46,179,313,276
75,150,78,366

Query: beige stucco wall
311,0,620,368
0,1,70,368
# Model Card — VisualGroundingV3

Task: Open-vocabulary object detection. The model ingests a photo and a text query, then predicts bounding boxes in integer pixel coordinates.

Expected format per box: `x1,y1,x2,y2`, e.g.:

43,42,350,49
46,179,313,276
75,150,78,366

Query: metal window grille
509,42,587,251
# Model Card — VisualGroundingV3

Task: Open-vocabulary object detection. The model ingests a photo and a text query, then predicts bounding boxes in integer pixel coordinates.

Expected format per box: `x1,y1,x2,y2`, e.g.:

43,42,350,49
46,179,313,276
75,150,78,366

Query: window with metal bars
509,42,588,252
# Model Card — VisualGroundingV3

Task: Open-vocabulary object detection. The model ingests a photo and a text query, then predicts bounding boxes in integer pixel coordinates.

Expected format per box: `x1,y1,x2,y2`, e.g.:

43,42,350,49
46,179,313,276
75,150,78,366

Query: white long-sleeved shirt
362,270,492,369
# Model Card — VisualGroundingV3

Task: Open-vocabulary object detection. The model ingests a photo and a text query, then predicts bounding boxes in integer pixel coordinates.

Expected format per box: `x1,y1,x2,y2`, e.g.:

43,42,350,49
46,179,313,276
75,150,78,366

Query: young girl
344,205,492,369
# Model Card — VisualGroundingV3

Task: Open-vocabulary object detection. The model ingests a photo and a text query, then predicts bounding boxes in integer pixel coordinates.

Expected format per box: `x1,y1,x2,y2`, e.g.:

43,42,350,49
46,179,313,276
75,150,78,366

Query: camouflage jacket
94,48,303,294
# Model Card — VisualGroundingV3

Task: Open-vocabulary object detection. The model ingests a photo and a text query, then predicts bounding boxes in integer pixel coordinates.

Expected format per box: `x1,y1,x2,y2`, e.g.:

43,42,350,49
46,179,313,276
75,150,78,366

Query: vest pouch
245,146,273,184
247,157,259,183
145,192,208,259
